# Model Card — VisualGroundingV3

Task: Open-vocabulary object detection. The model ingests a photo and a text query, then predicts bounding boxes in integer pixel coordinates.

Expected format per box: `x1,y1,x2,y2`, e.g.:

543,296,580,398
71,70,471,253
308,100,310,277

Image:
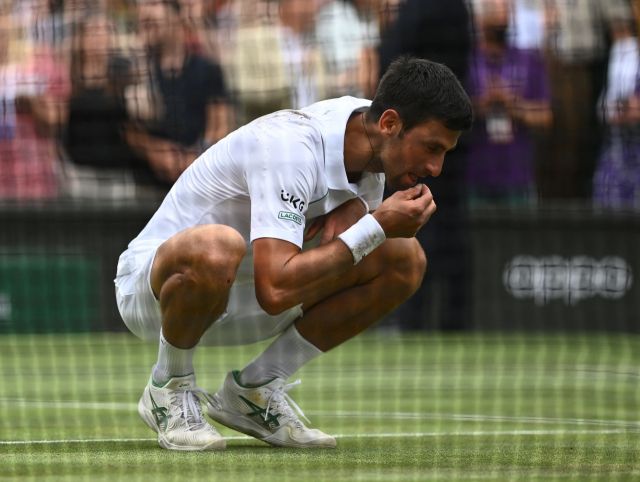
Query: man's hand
146,140,199,182
303,197,368,246
372,184,436,238
147,143,182,182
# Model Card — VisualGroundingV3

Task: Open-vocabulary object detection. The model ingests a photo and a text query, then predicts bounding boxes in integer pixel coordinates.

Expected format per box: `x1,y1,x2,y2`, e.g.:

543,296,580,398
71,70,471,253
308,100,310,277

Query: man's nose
426,157,444,178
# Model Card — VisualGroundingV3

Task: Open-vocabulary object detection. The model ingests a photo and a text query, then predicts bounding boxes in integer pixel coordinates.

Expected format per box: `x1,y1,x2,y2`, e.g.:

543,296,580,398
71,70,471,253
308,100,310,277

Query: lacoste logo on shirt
278,211,303,225
281,190,305,212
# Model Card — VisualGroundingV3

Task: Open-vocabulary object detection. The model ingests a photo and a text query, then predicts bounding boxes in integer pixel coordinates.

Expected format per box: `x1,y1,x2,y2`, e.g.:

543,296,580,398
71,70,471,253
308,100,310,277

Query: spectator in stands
507,0,545,51
541,0,632,199
380,0,469,86
276,0,324,109
175,0,221,62
593,5,640,209
127,0,229,183
467,0,552,205
64,12,162,198
11,0,64,48
0,3,70,199
230,0,323,122
316,0,380,99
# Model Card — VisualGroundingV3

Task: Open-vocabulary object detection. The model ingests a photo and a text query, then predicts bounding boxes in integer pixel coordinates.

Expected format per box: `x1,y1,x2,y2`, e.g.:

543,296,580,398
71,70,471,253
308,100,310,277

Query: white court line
3,399,638,429
0,429,632,445
4,400,138,411
306,410,640,428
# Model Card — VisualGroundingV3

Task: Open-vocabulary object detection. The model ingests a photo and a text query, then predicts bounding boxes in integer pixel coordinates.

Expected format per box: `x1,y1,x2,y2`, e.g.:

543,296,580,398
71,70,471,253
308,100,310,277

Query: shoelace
264,379,311,427
175,388,217,431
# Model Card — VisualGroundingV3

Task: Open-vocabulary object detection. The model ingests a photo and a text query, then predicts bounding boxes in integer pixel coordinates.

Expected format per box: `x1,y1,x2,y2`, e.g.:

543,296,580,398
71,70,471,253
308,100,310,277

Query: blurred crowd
0,0,639,209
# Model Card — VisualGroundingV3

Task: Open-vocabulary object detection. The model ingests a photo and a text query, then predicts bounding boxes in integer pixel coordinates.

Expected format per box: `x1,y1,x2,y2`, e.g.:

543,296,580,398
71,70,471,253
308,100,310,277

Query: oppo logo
503,256,633,305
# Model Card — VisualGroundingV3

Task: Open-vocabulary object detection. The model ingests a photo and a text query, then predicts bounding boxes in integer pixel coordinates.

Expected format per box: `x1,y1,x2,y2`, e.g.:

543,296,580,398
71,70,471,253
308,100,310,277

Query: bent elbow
255,286,289,316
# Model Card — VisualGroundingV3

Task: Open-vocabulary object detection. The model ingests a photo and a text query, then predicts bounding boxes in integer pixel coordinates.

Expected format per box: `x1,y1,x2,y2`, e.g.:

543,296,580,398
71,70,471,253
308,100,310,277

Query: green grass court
1,332,639,481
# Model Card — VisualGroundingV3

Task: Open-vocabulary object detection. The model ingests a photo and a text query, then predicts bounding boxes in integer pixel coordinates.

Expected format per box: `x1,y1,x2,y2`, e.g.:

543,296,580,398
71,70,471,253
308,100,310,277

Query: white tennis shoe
206,370,336,448
138,374,226,451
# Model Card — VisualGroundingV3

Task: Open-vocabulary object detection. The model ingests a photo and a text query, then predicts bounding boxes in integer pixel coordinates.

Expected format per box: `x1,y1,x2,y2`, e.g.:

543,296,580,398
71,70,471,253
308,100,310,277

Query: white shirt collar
301,96,382,195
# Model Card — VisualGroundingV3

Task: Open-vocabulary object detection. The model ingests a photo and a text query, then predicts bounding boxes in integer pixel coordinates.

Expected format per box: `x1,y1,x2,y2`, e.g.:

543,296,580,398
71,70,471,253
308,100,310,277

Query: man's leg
239,237,426,384
149,224,245,383
206,238,425,448
296,237,427,350
152,224,246,346
138,224,245,451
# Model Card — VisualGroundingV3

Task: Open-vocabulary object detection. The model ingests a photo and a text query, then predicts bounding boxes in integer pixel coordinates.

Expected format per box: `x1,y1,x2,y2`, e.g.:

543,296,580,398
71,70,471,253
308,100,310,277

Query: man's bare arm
303,197,368,247
204,102,232,145
253,236,354,315
126,126,198,182
253,184,436,315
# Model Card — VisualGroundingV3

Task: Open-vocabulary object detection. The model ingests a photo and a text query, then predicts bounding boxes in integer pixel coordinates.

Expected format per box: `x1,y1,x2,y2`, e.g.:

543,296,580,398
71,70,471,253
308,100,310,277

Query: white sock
151,329,197,386
239,324,323,386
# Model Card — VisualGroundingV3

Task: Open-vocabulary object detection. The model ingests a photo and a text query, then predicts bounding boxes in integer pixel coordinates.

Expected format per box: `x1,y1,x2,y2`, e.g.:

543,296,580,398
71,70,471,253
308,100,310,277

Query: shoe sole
139,393,226,451
159,436,226,451
207,402,336,449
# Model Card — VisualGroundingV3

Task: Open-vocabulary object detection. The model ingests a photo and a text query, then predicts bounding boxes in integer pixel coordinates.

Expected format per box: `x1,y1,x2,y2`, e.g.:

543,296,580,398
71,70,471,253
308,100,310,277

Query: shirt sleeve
247,131,318,248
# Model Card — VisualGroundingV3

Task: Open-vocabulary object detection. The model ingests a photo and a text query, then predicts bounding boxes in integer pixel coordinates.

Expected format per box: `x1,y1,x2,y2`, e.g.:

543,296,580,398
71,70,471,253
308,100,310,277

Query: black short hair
366,56,473,134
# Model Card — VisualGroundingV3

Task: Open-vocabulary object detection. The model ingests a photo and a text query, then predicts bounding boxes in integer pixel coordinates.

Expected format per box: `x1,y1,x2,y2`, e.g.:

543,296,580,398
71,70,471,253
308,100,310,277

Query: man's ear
378,109,402,138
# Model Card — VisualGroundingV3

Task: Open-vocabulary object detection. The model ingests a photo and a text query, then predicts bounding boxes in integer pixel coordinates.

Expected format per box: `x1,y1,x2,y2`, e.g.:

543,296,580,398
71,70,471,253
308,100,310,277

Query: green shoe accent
232,370,278,389
239,395,282,429
149,392,172,431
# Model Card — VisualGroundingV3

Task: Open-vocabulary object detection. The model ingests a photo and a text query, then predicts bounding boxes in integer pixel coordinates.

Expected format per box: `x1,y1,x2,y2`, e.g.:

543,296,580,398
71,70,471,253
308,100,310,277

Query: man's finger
319,225,335,246
412,186,434,210
419,199,437,226
400,184,424,199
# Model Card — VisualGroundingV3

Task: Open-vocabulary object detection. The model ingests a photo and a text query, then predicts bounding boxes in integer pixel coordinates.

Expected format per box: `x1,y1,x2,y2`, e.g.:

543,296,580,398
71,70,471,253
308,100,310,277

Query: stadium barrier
1,201,638,333
470,207,639,333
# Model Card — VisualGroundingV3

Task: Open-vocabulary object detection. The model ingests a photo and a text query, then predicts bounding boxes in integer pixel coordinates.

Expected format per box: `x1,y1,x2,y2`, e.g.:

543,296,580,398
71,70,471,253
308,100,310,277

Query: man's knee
183,248,239,294
400,238,427,294
152,224,246,298
382,238,426,298
186,225,246,265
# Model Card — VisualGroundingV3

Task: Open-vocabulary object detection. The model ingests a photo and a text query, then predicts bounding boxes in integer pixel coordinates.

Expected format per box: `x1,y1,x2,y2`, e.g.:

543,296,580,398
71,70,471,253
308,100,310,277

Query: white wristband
356,196,369,213
338,214,386,265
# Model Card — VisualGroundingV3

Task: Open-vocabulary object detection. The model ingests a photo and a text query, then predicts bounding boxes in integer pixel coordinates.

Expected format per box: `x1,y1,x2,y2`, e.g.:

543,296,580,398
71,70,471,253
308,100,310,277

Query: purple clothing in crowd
593,67,640,209
466,47,550,196
594,126,640,209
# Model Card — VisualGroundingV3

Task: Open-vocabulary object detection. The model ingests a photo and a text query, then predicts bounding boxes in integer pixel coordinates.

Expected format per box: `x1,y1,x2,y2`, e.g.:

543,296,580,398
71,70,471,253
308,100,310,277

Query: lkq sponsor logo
280,190,305,212
503,256,633,305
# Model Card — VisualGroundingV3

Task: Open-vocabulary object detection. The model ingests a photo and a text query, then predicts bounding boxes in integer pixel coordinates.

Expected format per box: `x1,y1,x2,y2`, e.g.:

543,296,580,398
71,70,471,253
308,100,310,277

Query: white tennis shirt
117,96,385,286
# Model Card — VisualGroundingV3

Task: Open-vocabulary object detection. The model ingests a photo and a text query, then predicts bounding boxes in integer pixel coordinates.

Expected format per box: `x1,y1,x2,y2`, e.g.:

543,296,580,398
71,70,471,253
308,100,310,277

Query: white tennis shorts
114,247,303,346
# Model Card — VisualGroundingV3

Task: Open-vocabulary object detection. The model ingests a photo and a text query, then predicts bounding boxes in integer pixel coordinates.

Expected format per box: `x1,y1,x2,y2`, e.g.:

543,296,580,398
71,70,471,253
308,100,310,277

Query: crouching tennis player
115,56,473,451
